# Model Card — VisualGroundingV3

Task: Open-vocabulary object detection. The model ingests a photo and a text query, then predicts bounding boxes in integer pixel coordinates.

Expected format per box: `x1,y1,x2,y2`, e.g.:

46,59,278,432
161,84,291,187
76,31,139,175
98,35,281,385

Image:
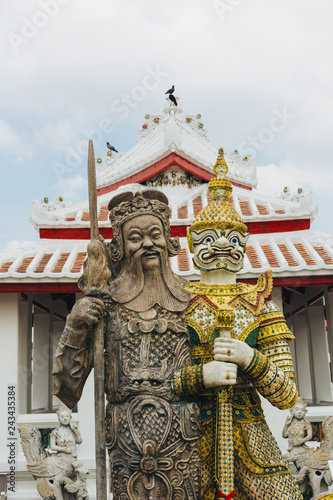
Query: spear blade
88,140,99,242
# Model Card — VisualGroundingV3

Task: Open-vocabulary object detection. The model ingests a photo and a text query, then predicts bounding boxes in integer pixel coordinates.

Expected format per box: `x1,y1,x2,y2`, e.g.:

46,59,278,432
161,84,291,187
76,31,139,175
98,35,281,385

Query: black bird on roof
165,85,175,95
107,142,118,153
168,94,177,106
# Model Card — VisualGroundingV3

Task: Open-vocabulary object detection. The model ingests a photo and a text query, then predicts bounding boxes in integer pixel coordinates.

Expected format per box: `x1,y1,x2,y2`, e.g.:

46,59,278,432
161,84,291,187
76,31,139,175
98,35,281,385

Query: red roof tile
313,246,333,265
178,248,190,271
178,205,188,219
257,204,269,215
71,252,87,273
261,244,280,267
35,254,52,273
278,244,298,267
81,212,90,222
193,196,202,217
239,200,252,216
17,257,34,273
293,243,316,266
0,261,14,273
53,253,70,273
98,206,109,222
246,245,261,268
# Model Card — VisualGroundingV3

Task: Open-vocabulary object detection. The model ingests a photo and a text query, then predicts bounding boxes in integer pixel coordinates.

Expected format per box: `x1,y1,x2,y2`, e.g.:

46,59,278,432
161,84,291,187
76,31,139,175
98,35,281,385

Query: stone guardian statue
53,190,201,499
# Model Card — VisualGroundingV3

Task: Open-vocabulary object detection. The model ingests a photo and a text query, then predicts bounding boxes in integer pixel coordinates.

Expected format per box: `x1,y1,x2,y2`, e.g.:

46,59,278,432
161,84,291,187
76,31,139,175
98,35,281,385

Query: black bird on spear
165,85,175,95
107,142,118,153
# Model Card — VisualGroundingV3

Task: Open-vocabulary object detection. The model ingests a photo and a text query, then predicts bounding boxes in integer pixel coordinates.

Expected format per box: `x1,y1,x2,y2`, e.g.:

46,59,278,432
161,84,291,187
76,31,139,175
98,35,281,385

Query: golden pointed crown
187,147,248,252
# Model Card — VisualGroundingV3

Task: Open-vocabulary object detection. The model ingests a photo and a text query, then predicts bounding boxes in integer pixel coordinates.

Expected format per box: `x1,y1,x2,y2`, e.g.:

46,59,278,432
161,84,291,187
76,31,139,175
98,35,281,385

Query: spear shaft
87,139,107,500
215,309,235,499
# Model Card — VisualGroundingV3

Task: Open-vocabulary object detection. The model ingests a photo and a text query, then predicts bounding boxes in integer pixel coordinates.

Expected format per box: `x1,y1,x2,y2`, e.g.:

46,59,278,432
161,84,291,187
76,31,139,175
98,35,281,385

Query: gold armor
174,148,303,499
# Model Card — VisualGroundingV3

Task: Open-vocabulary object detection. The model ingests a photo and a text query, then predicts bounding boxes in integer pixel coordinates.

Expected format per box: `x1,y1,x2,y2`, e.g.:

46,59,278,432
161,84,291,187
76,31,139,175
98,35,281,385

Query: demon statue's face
191,227,249,273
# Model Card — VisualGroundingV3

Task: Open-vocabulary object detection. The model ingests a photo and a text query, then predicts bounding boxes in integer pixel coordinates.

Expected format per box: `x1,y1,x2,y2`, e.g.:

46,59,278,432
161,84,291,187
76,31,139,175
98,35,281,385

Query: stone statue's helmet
187,148,249,273
108,189,181,264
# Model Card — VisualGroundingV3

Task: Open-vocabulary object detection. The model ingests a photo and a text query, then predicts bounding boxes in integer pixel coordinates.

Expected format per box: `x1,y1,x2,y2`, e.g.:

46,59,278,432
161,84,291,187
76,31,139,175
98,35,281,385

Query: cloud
257,161,333,197
0,119,22,151
52,174,87,201
5,240,34,251
0,0,332,247
35,119,79,150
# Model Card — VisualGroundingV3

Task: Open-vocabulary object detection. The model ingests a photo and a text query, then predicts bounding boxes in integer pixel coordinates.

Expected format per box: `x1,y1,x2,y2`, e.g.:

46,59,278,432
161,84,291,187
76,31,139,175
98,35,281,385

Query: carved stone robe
53,299,201,500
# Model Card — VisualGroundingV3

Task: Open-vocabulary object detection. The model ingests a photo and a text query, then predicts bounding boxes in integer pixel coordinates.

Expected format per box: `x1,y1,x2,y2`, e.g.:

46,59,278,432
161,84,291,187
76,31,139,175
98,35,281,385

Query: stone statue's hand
294,437,306,446
214,337,254,370
70,421,79,431
203,360,237,388
285,415,293,426
66,296,105,330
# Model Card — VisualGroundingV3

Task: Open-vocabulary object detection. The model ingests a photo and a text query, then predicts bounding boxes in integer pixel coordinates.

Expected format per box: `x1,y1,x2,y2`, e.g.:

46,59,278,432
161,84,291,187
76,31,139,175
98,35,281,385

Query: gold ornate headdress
187,147,248,252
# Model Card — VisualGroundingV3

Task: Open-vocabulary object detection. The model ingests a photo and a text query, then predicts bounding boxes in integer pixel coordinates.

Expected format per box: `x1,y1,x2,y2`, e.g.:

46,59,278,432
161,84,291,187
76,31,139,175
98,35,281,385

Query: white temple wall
18,296,29,415
73,291,97,466
0,291,99,498
0,294,19,468
77,372,96,463
272,286,283,311
308,305,333,404
260,397,289,453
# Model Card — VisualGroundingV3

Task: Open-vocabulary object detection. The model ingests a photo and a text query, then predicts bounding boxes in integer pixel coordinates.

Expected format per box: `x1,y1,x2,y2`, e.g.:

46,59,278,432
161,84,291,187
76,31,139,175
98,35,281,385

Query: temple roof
96,100,258,192
1,231,333,284
31,182,317,233
0,101,331,289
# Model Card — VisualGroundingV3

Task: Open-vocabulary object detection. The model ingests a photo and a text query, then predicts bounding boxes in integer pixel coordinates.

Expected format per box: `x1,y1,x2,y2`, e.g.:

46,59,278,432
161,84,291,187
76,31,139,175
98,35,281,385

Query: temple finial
209,147,232,202
213,146,228,178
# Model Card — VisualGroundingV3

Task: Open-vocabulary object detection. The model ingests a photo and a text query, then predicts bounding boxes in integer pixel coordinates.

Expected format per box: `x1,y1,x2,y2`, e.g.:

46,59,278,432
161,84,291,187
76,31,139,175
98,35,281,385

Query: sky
0,0,332,252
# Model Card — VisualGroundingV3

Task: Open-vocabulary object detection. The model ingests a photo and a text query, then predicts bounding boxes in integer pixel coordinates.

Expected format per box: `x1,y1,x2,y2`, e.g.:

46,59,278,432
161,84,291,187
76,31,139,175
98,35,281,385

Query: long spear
87,139,107,500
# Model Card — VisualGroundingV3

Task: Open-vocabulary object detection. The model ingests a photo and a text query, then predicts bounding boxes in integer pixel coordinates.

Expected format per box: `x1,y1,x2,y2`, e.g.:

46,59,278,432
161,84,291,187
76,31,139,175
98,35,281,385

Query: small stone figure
285,415,333,497
19,404,86,500
62,461,89,499
282,397,313,462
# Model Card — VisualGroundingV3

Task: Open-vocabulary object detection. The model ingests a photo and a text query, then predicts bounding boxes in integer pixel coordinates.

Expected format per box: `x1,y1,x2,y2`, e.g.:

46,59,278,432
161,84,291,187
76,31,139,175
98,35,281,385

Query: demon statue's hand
203,360,238,388
213,337,254,370
66,296,105,332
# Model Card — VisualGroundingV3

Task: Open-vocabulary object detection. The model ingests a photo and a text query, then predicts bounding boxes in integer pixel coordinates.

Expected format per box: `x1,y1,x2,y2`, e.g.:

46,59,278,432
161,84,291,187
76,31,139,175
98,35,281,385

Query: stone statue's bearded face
122,215,167,271
191,227,249,273
109,213,190,311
